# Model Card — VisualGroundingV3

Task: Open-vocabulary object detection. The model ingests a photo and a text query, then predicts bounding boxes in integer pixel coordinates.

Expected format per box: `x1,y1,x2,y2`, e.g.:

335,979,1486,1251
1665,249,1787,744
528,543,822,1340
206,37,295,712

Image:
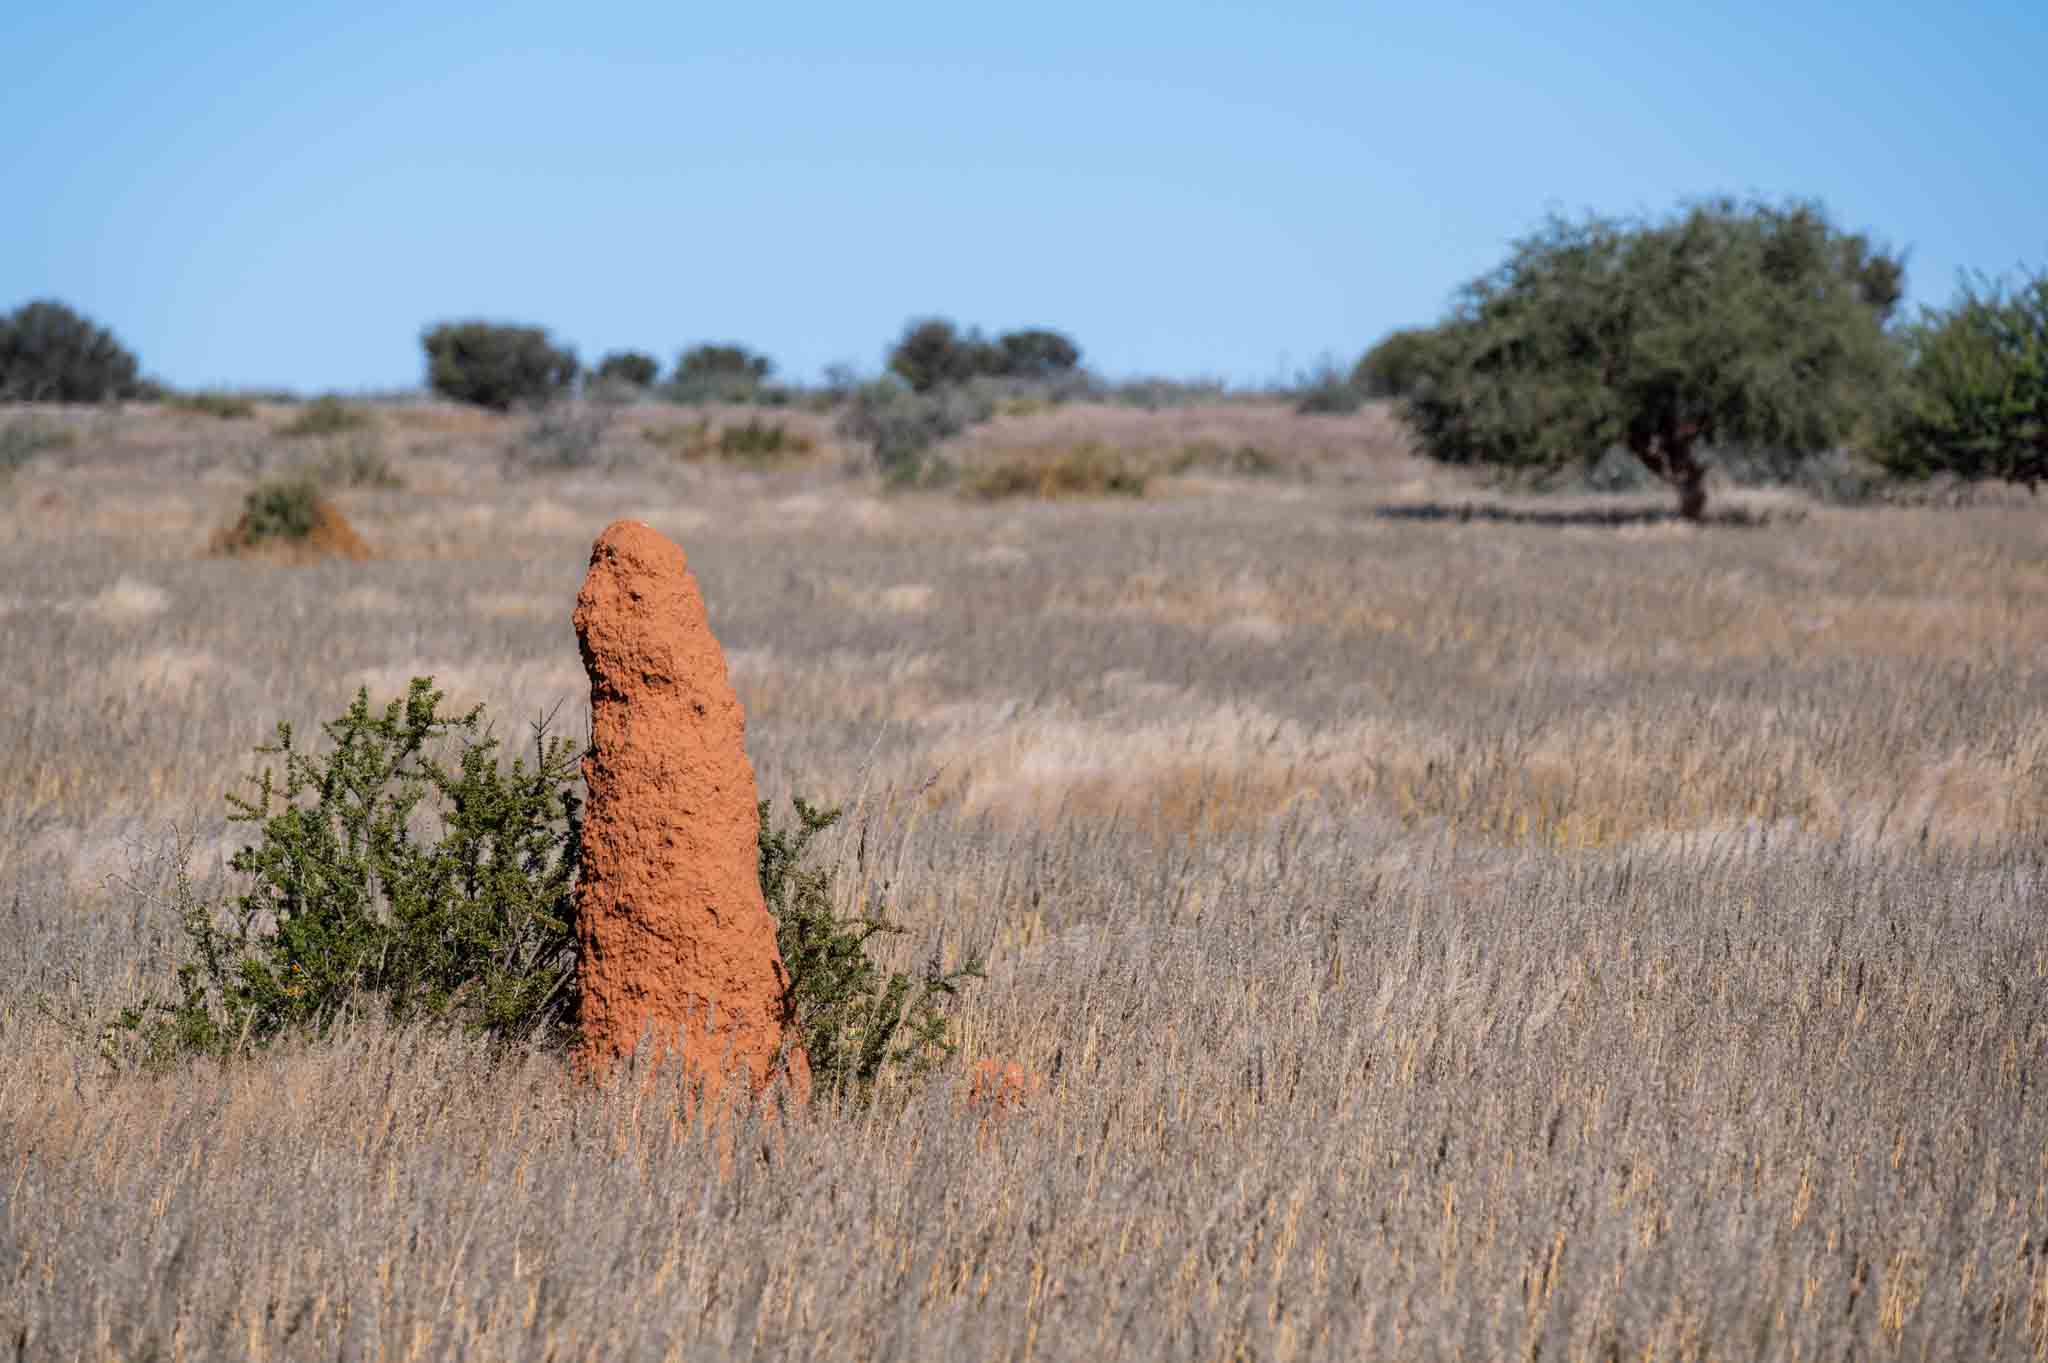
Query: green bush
277,395,372,438
121,681,583,1060
888,318,986,393
0,299,141,402
996,328,1082,380
1882,267,2047,491
759,797,983,1099
594,350,660,389
237,477,324,544
1352,328,1434,399
717,417,813,460
421,321,579,411
676,343,772,384
668,344,777,403
886,319,1083,393
119,681,981,1098
1401,196,1904,520
167,391,257,420
837,379,993,482
969,442,1148,499
642,418,814,462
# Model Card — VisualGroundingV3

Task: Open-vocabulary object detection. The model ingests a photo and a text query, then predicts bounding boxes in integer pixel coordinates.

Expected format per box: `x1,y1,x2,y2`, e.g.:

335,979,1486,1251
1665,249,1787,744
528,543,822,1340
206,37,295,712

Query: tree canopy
420,321,578,410
1883,267,2047,491
1401,198,1905,519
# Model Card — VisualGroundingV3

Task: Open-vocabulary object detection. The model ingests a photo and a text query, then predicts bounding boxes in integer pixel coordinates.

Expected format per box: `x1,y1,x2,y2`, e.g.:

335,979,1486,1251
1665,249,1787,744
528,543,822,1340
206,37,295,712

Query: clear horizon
6,0,2044,393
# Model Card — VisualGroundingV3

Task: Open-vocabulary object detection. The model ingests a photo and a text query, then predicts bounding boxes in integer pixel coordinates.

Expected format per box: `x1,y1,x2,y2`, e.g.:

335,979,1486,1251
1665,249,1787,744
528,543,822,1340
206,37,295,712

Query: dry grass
3,399,2047,1360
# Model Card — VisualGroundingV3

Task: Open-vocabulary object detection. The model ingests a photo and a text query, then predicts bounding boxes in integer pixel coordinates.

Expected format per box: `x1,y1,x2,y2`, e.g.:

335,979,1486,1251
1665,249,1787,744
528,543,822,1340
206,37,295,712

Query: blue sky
5,0,2043,392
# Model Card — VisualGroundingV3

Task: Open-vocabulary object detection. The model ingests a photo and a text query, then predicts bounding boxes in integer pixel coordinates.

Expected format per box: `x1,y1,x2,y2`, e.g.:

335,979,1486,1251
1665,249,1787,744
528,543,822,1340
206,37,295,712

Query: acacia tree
1401,198,1904,520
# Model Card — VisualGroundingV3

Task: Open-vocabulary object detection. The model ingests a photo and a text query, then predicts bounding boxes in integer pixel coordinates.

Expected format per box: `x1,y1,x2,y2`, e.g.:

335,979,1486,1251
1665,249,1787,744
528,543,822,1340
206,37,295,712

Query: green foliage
120,681,584,1060
970,442,1148,499
1882,267,2048,490
758,797,983,1100
594,350,660,389
837,378,993,482
1401,197,1905,519
1352,328,1434,399
120,684,980,1097
0,299,141,402
277,396,373,438
717,417,813,460
167,391,257,420
421,321,579,411
676,343,773,383
889,318,984,392
888,319,1083,393
669,344,778,403
643,417,814,462
237,477,324,543
996,328,1082,379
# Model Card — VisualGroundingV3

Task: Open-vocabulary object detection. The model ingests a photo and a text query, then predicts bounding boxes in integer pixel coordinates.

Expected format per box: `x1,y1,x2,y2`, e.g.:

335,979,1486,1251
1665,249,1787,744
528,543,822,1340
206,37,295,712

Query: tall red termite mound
573,519,810,1106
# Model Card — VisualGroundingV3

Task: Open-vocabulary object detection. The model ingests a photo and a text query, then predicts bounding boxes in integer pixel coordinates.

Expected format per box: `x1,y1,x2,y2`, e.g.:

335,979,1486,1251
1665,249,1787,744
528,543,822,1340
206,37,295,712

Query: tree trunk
1627,432,1710,521
1670,445,1708,522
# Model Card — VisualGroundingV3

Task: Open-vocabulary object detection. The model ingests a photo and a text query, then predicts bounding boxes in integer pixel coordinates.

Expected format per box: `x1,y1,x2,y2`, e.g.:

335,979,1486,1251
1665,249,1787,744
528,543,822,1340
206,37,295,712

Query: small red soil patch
963,1056,1049,1149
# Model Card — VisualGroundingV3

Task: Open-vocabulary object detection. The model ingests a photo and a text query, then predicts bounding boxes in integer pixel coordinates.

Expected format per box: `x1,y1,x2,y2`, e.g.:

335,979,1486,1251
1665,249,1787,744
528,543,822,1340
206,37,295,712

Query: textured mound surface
206,499,373,562
573,519,809,1105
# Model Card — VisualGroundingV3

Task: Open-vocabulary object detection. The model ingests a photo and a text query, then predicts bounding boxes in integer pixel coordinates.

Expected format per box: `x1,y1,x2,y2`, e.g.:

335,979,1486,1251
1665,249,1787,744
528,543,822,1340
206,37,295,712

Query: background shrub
594,350,660,388
996,328,1082,380
970,442,1149,500
1882,266,2047,490
1352,327,1435,399
887,318,1084,393
0,300,141,402
888,318,987,393
669,344,777,403
1401,196,1904,520
167,391,257,420
422,321,579,411
235,476,325,544
838,378,994,482
642,418,814,462
716,417,813,460
277,395,373,438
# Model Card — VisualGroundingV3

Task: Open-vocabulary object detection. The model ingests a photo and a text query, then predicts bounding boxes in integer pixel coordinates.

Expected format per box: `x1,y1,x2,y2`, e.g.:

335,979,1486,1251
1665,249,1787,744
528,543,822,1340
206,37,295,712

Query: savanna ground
3,396,2046,1361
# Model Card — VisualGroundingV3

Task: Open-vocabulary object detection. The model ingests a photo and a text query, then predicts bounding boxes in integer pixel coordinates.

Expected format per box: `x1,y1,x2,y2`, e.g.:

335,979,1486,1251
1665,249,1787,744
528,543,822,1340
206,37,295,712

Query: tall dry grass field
3,400,2046,1360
